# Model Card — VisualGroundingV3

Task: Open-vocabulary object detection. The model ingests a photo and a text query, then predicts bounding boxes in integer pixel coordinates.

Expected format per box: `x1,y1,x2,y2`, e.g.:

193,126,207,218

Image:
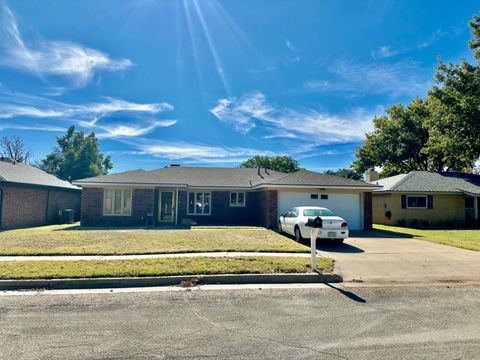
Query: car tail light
341,222,348,228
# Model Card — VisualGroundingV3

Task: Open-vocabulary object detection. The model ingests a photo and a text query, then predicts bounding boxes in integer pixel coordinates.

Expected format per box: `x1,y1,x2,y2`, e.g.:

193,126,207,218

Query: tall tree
353,98,431,176
240,155,302,173
40,126,112,181
324,168,363,180
425,15,480,171
0,136,33,163
353,14,480,176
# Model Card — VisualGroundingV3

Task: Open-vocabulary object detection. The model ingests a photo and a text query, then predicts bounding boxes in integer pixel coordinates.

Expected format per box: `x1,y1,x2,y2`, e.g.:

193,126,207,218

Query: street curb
0,273,342,290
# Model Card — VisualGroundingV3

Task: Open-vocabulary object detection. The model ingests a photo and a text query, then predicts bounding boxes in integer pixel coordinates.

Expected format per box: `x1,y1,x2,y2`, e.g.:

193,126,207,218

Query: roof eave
255,184,382,190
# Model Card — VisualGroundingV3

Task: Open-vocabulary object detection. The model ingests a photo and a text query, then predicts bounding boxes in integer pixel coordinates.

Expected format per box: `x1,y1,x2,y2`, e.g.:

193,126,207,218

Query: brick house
0,157,81,229
74,165,379,230
370,171,480,228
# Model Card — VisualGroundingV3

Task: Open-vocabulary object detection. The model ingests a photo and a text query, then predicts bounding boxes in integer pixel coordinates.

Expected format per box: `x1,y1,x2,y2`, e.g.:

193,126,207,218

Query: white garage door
277,191,363,230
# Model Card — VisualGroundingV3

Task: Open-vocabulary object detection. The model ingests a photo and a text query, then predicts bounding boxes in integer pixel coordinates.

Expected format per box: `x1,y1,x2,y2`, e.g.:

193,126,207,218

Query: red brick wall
256,190,278,229
0,185,81,229
80,188,280,228
363,192,373,230
80,187,154,226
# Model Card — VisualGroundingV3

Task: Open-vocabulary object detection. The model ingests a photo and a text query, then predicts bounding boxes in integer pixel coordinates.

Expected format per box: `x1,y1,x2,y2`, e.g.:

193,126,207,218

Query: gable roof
74,166,379,190
0,158,79,191
372,171,480,195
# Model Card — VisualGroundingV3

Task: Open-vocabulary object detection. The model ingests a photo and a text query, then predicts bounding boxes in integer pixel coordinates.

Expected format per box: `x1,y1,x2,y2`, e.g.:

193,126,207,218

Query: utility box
59,209,75,224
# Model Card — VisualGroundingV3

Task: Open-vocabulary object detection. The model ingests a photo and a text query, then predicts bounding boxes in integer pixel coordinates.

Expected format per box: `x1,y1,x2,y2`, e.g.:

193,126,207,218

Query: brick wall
0,184,81,229
81,187,154,226
363,192,373,230
256,190,278,229
177,190,258,226
80,188,281,228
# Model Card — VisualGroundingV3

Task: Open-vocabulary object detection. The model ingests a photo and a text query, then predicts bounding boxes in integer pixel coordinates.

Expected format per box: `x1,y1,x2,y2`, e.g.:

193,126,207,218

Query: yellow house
370,171,480,228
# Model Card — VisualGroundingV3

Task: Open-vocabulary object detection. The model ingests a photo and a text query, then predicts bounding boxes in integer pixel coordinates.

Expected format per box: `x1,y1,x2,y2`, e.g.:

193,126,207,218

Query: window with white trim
230,192,246,207
407,196,427,209
188,192,211,215
104,189,132,216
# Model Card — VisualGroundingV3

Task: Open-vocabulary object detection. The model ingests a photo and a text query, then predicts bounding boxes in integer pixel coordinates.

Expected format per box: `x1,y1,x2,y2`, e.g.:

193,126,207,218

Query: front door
159,191,175,223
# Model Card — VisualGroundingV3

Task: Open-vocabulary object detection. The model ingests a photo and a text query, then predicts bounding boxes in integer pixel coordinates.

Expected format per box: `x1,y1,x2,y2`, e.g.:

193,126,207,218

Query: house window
104,189,132,216
230,192,246,207
320,194,328,200
407,196,427,209
310,194,319,199
188,192,211,215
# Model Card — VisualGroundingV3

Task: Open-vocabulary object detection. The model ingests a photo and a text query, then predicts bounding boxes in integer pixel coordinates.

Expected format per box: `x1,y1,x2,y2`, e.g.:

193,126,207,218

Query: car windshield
303,209,335,217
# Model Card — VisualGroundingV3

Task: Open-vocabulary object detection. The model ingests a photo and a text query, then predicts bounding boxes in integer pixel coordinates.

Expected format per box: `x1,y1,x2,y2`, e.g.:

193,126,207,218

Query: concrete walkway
0,252,312,262
316,236,480,283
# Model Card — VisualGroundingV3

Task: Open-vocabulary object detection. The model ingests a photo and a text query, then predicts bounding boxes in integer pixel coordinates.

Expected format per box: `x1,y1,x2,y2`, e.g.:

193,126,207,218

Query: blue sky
0,0,478,172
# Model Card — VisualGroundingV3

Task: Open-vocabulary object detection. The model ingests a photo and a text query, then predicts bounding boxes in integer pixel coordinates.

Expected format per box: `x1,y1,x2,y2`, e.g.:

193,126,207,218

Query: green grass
0,256,334,279
0,224,309,256
374,224,480,251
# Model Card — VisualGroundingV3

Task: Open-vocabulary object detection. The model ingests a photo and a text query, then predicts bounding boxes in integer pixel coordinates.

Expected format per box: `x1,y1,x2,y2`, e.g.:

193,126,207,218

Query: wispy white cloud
285,39,297,52
0,90,175,138
210,91,381,144
371,25,465,60
96,120,177,139
0,3,132,88
371,45,398,60
210,92,273,134
416,26,463,49
0,123,66,132
121,139,274,164
303,60,432,98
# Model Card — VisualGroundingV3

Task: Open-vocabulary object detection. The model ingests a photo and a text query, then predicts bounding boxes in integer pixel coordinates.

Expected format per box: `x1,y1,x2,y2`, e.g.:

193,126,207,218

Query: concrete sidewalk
0,251,312,262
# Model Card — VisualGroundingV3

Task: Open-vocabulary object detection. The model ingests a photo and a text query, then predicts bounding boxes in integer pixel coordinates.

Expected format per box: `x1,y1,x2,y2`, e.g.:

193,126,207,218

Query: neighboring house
370,171,480,228
73,165,380,230
0,157,81,229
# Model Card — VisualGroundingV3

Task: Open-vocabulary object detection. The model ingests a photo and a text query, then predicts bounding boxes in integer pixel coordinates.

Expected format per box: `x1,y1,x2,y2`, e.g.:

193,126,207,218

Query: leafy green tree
425,15,480,171
353,15,480,176
353,98,431,176
40,126,112,181
324,168,363,180
240,155,302,173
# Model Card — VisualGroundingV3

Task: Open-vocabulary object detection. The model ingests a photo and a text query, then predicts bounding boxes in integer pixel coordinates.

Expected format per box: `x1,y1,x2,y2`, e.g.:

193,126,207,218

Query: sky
0,0,478,173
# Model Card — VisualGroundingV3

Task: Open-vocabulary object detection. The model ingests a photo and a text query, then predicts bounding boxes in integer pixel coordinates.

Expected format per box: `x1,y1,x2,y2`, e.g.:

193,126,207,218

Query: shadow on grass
54,225,192,231
350,229,415,239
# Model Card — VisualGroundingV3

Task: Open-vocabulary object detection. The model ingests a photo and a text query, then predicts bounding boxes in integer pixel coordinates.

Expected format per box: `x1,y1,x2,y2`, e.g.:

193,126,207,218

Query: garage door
277,191,362,230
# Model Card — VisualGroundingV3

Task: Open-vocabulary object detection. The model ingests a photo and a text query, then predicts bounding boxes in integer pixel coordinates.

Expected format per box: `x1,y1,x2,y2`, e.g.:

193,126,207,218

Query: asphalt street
0,284,479,359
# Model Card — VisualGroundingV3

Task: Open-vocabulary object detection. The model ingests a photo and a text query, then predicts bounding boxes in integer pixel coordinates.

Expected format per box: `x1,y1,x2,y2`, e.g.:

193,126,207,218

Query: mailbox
305,216,323,228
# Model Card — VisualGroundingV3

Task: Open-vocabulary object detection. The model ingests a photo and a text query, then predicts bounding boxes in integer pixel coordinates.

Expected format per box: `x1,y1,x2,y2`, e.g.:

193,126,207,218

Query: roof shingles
373,171,480,194
75,167,376,189
0,159,79,190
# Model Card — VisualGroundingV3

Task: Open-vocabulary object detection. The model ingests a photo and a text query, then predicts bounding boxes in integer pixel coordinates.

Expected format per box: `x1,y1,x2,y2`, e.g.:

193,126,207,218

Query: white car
278,206,349,244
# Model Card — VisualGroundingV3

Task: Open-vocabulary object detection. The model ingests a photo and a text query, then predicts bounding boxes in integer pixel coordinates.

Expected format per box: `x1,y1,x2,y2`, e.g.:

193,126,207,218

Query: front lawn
374,224,480,251
0,256,334,279
0,224,309,255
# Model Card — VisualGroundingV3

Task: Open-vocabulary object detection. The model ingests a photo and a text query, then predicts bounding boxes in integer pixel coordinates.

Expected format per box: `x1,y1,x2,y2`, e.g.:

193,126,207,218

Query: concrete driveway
316,233,480,283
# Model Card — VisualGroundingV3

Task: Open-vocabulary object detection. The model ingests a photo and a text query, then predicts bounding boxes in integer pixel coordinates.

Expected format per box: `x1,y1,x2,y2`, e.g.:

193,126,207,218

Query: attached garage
277,191,363,230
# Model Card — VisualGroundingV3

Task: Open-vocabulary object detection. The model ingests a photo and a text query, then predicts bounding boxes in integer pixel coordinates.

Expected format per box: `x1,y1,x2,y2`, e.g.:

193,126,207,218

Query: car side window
293,209,299,217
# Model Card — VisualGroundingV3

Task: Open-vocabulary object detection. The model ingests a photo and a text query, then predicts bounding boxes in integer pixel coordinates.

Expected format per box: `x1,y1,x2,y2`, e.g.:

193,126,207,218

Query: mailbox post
305,216,323,272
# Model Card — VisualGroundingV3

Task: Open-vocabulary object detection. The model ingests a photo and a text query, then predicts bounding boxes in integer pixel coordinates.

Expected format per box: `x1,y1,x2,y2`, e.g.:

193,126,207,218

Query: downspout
45,189,50,225
175,186,179,226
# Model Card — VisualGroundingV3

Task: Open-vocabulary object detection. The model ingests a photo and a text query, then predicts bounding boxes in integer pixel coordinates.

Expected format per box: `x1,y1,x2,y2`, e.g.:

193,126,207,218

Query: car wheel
333,238,344,245
295,227,303,242
278,221,283,233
